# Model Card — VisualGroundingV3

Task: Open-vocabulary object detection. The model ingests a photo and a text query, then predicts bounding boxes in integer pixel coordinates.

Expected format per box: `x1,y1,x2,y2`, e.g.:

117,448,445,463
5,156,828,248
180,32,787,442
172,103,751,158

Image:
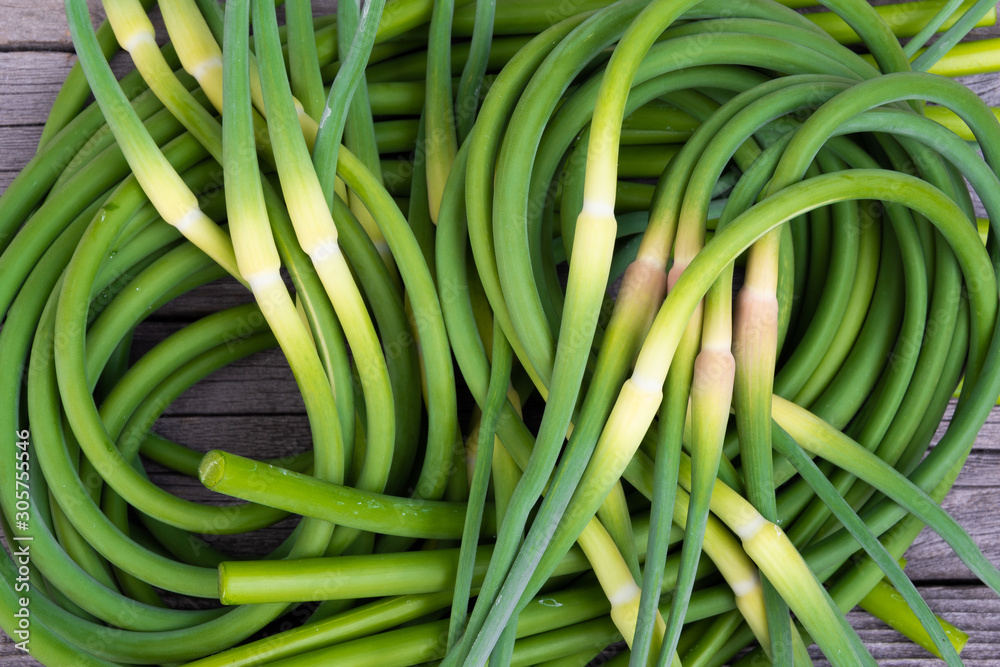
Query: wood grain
0,0,335,50
0,0,105,50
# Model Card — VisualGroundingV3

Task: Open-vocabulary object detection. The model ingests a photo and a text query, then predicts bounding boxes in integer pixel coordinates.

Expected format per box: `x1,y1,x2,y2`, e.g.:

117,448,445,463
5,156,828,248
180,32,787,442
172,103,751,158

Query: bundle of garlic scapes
2,0,1000,665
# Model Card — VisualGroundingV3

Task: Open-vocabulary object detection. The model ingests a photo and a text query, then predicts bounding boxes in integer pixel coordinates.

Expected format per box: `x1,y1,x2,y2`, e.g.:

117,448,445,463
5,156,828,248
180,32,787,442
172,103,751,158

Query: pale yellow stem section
576,520,665,652
102,0,240,279
160,0,224,110
157,0,385,257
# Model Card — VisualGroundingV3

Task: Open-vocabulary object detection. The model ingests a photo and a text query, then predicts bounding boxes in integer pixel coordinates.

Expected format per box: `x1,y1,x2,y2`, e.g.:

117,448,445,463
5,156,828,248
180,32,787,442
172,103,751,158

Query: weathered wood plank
0,54,77,126
0,649,35,667
0,51,144,142
810,586,1000,666
0,0,105,50
905,479,1000,581
960,71,1000,107
148,277,255,321
935,401,1000,452
133,342,308,416
0,0,337,50
0,128,43,175
154,413,312,459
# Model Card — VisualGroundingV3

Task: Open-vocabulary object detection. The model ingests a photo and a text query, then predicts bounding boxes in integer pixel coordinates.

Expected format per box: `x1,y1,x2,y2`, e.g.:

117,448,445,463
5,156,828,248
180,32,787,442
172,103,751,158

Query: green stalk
905,0,970,56
199,449,484,541
912,0,998,71
253,0,395,500
449,323,512,646
337,0,397,274
220,0,342,552
425,0,459,222
774,397,1000,596
285,0,325,118
769,423,962,665
312,0,387,224
333,147,458,503
453,0,495,141
65,0,239,276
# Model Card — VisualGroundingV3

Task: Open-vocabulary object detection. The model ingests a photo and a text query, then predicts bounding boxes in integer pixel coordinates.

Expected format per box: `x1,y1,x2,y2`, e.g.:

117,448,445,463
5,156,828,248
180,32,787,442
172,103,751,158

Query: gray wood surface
3,0,1000,665
0,0,105,50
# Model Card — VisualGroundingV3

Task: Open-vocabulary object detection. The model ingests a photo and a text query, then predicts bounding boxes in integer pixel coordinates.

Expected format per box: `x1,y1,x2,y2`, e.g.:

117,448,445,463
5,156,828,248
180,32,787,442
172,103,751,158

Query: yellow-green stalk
157,0,279,161
568,0,706,369
672,484,771,657
678,457,872,665
731,235,784,653
804,0,995,45
252,0,395,496
157,0,224,111
859,35,1000,76
575,521,666,656
667,276,737,633
544,5,708,655
89,0,239,278
220,0,343,555
859,578,969,658
464,375,668,657
156,0,360,226
793,209,880,406
926,104,1000,140
733,238,781,471
158,0,313,141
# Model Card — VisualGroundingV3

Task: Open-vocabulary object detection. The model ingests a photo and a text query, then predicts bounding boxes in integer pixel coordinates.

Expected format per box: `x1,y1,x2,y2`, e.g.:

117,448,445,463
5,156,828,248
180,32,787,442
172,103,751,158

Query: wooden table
2,0,1000,664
